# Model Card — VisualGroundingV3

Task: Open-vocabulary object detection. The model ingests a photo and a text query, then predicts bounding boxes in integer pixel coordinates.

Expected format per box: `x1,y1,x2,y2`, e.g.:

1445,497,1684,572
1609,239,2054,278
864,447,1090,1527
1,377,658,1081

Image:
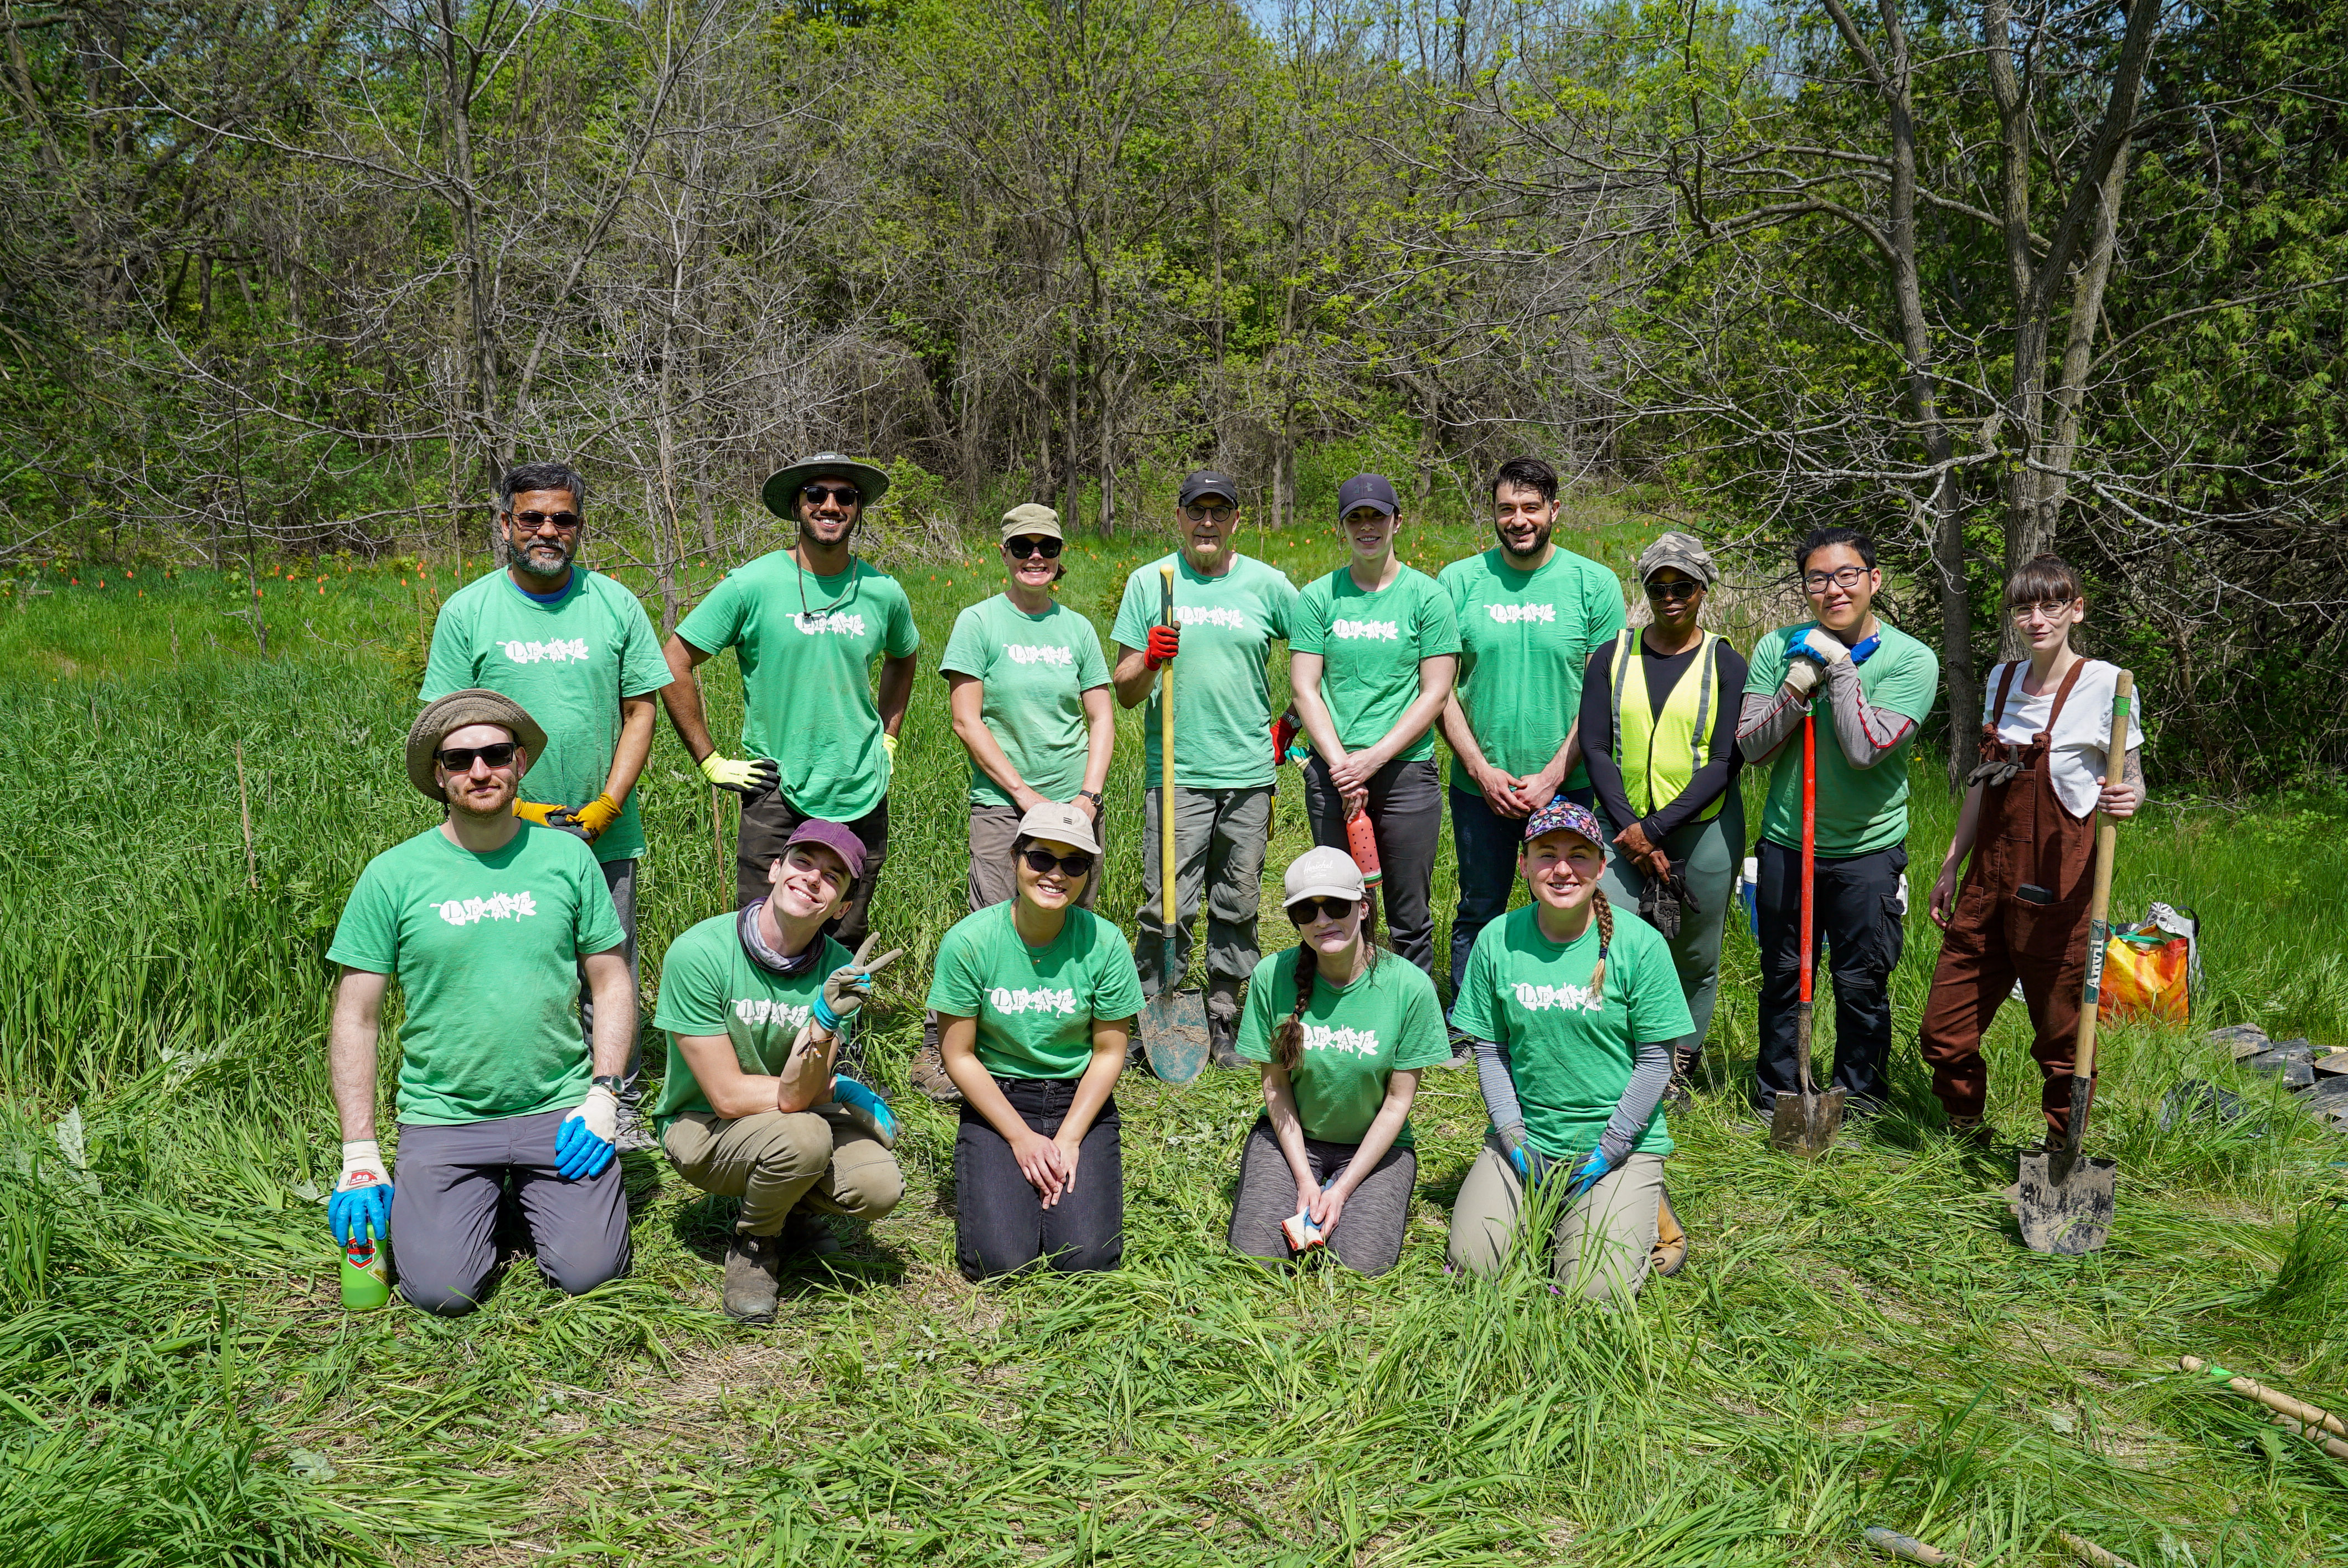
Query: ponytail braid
1271,943,1315,1072
1588,889,1614,998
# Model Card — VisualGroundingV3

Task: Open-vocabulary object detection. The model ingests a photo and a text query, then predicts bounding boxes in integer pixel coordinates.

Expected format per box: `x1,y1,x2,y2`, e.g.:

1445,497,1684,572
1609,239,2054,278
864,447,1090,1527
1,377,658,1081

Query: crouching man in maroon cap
325,689,636,1316
650,819,908,1321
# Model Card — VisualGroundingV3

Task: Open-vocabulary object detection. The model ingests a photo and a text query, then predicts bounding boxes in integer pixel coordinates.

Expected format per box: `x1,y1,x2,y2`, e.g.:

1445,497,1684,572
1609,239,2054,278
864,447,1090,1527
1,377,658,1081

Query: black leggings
954,1076,1122,1281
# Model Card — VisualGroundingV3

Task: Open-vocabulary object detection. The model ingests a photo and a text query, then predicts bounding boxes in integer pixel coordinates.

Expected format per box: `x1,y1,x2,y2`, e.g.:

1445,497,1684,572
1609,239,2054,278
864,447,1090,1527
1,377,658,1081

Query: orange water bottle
1345,807,1383,887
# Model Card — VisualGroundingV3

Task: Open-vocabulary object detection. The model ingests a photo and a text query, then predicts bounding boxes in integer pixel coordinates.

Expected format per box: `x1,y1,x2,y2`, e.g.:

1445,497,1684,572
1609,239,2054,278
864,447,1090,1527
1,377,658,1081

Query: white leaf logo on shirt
1329,619,1400,642
795,611,868,637
1173,605,1245,630
1512,980,1602,1014
1301,1023,1379,1057
1006,643,1075,667
733,998,813,1031
1487,603,1556,625
435,891,540,926
498,637,592,663
988,986,1080,1015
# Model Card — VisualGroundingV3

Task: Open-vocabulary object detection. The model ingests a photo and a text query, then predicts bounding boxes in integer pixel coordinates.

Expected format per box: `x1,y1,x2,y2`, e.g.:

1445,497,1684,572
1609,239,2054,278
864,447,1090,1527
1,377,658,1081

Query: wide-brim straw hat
406,689,546,802
759,453,893,520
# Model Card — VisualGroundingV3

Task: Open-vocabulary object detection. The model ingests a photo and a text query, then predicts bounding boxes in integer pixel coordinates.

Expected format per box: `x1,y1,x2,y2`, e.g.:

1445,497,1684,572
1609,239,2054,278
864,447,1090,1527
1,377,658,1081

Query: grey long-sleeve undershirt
1737,657,1915,771
1472,1034,1673,1168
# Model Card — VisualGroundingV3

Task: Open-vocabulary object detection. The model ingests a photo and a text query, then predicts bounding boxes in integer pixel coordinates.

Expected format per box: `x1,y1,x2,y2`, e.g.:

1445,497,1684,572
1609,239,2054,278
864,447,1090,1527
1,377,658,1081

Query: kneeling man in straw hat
324,690,636,1315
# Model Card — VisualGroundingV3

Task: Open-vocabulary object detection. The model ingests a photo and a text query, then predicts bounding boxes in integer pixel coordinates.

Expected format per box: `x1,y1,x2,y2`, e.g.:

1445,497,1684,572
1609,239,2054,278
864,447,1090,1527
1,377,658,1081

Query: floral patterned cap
1522,797,1606,849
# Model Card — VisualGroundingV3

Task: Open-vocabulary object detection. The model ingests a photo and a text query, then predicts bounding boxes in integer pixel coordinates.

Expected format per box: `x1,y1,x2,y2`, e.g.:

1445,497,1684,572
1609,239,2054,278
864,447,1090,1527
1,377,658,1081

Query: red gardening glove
1144,625,1180,669
1273,711,1301,766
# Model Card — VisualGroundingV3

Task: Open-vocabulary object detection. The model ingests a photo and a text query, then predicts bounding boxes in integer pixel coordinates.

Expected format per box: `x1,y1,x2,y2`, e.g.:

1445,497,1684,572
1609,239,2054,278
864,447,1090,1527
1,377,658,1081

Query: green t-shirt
1109,553,1298,790
673,553,920,821
924,901,1147,1080
420,568,674,864
648,913,852,1130
326,824,626,1127
1439,547,1628,793
938,593,1112,807
1290,565,1462,762
1744,620,1941,857
1449,904,1693,1160
1235,948,1451,1146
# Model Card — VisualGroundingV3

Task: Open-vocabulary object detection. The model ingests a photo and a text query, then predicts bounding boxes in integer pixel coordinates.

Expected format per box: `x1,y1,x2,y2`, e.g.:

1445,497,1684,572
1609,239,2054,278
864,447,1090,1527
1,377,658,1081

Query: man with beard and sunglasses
422,462,673,1148
660,454,921,962
1436,456,1627,1033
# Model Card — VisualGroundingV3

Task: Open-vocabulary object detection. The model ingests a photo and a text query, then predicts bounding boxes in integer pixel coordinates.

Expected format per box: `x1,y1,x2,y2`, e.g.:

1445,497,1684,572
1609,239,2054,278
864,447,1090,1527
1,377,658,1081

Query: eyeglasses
1285,896,1357,925
801,483,860,507
1005,535,1063,560
2010,598,2080,622
1182,503,1236,524
1021,847,1096,878
1646,577,1702,601
510,510,580,532
1802,566,1870,592
435,742,519,772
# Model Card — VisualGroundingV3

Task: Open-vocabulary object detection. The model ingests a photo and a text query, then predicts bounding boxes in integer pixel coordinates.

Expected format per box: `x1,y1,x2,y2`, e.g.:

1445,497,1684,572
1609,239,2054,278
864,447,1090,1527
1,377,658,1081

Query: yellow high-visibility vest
1610,628,1723,821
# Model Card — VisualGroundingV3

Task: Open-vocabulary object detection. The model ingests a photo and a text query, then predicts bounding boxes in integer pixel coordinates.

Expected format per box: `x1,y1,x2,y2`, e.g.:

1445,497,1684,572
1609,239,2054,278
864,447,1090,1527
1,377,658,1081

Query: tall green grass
2,505,2344,1564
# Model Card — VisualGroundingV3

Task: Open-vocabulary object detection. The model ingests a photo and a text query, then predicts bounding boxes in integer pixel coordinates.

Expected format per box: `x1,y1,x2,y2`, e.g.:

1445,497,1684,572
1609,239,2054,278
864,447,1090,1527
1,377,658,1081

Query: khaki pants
1445,1137,1666,1306
967,802,1104,911
662,1110,903,1236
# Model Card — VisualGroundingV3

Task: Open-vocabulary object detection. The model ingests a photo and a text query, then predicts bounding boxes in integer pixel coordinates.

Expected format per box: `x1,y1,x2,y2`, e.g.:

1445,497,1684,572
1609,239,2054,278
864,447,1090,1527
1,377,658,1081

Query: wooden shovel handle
2071,670,2131,1090
2181,1355,2348,1438
1158,566,1177,940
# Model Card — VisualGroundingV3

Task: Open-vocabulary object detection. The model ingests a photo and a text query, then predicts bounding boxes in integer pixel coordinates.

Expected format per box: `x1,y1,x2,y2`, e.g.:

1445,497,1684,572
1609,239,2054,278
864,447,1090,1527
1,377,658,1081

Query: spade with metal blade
1770,705,1846,1156
2016,669,2133,1255
1139,564,1209,1084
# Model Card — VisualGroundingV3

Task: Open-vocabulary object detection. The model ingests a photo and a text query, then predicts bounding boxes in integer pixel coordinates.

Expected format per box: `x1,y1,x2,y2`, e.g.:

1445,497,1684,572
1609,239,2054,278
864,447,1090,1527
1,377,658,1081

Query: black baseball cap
1336,473,1399,519
1177,470,1240,508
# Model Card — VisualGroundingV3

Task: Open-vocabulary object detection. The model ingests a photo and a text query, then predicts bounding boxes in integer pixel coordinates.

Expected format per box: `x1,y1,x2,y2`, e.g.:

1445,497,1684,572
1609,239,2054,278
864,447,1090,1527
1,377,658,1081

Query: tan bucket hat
405,689,547,801
1001,503,1063,542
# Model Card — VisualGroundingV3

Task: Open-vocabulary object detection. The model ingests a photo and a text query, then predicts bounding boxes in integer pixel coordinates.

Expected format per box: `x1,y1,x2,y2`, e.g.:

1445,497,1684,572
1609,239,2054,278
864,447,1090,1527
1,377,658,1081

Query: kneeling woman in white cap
1227,847,1450,1275
929,802,1144,1278
1446,799,1693,1304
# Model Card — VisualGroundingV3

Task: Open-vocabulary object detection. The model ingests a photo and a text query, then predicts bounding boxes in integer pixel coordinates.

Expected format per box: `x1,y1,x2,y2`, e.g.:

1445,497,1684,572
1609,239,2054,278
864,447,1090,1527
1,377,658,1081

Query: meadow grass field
2,501,2346,1566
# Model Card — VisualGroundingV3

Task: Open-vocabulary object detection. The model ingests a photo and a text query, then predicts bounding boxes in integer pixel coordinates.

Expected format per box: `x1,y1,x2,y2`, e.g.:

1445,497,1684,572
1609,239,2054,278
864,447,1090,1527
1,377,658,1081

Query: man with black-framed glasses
658,453,920,957
1736,527,1940,1121
423,461,673,1148
1110,470,1299,1067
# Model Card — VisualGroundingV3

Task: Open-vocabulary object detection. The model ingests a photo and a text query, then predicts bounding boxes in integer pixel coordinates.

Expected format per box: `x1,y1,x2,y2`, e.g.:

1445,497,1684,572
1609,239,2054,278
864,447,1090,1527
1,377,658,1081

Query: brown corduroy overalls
1918,659,2100,1136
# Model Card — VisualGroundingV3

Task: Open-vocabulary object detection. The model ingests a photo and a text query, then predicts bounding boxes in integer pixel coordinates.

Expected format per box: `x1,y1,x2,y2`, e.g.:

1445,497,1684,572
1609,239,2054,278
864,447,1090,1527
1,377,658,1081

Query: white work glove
329,1139,394,1246
1791,626,1851,668
1782,658,1824,700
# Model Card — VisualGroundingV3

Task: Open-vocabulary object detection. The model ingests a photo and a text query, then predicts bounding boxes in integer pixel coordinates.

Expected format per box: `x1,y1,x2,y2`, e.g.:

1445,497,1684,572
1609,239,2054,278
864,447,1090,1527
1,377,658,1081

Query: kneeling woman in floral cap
1446,798,1693,1303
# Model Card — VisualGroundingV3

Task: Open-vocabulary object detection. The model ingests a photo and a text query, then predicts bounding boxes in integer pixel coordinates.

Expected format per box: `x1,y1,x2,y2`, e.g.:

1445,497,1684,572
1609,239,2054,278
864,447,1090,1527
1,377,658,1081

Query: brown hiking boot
1651,1190,1690,1277
722,1233,784,1322
782,1208,843,1258
1207,983,1243,1069
909,1019,961,1103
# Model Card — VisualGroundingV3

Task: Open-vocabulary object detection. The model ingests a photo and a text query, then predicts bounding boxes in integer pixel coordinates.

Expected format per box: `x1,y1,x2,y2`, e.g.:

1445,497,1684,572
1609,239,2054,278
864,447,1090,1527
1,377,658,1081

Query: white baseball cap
1283,845,1366,906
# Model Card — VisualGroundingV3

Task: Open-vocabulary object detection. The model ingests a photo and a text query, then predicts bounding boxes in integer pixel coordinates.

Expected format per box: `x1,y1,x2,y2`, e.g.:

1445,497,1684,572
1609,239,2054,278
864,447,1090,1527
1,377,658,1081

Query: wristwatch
591,1074,625,1095
1077,790,1104,813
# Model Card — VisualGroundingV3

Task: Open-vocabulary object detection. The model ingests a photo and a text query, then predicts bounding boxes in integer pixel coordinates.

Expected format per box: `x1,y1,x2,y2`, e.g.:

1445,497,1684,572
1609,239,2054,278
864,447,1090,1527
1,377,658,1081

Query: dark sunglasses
1286,896,1357,925
1005,535,1064,560
511,510,581,532
436,742,519,771
1021,847,1096,878
802,483,860,507
1645,577,1703,601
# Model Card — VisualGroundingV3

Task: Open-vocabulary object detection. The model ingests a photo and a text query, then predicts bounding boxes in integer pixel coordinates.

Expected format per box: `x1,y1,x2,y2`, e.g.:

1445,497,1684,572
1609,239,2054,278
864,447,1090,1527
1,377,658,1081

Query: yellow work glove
698,752,779,797
882,732,899,771
571,793,622,840
514,800,589,838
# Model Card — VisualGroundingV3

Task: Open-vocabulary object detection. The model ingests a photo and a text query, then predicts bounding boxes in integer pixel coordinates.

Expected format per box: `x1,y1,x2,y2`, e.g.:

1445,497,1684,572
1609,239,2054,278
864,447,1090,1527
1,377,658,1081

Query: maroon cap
782,819,867,880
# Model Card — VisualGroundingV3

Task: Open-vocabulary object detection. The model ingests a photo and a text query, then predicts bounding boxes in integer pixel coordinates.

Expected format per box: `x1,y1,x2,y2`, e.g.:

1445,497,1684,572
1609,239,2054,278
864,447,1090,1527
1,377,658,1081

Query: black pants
737,790,888,950
1301,756,1443,977
1754,838,1908,1112
954,1076,1122,1280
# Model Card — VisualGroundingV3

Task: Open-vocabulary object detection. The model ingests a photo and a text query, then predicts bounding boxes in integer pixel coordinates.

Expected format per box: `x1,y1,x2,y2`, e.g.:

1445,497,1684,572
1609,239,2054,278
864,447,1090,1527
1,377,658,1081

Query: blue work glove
828,1074,899,1149
554,1085,620,1181
329,1140,393,1246
1495,1122,1556,1187
1562,1147,1613,1200
813,935,908,1032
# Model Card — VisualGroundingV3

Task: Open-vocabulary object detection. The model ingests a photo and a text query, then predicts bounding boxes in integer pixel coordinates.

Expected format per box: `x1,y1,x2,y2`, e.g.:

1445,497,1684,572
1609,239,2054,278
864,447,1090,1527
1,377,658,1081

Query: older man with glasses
1109,470,1299,1067
659,453,921,960
422,461,673,1148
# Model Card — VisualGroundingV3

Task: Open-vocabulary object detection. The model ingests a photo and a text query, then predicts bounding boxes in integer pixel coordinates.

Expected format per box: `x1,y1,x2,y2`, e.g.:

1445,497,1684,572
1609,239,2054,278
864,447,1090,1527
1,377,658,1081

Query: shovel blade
1140,989,1209,1085
1768,1087,1847,1158
2015,1150,2117,1255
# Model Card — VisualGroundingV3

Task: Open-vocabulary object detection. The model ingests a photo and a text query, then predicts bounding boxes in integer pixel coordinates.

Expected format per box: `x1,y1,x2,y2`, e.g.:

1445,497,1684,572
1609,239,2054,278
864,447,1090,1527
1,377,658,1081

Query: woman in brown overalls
1919,555,2145,1146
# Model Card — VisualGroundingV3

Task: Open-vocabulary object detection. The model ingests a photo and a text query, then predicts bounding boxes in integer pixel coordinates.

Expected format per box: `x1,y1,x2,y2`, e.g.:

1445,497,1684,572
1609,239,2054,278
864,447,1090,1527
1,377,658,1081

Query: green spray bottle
340,1231,390,1310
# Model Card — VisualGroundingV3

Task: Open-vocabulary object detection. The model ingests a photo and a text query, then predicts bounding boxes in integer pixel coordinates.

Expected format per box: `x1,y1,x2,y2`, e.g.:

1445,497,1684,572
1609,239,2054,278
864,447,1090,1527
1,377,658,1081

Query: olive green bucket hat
759,452,893,522
405,689,547,802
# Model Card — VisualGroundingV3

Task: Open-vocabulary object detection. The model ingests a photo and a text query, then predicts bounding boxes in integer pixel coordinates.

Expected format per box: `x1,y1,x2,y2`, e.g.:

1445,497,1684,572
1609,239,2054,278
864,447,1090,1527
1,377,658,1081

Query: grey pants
1445,1134,1665,1306
1301,756,1443,977
967,802,1104,911
1227,1116,1415,1276
1595,792,1744,1072
390,1107,630,1317
580,857,642,1092
737,789,888,951
1134,785,1272,1008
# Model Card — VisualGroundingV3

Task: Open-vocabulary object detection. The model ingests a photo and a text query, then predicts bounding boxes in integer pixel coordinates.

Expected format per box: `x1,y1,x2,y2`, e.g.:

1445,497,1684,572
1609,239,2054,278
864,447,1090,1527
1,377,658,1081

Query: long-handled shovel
1770,706,1845,1156
1139,564,1209,1084
2016,669,2133,1255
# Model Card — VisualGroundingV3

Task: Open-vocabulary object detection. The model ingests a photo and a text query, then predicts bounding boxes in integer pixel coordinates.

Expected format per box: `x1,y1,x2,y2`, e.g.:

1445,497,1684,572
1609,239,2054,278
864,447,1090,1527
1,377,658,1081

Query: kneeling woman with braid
1227,847,1450,1275
1446,799,1695,1303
